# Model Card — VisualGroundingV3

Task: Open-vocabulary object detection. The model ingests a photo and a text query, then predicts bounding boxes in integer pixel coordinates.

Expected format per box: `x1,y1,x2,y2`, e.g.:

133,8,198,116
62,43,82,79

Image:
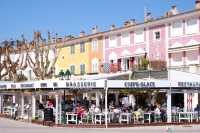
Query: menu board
43,108,53,122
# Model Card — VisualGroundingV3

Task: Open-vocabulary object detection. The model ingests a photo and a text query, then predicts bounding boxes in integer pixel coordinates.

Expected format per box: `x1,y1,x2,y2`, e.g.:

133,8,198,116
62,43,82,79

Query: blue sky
0,0,196,42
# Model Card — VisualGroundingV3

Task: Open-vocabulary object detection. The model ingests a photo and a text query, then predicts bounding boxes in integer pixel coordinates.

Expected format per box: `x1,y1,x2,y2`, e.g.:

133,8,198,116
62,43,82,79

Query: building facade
55,31,103,76
103,9,200,74
54,8,200,76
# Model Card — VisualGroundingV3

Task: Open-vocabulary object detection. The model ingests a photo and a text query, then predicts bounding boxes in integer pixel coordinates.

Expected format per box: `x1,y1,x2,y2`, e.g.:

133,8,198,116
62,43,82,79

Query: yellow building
55,33,103,76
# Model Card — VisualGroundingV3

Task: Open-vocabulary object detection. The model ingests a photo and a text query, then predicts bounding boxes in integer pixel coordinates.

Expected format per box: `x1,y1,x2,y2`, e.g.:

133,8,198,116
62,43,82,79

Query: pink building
103,4,200,73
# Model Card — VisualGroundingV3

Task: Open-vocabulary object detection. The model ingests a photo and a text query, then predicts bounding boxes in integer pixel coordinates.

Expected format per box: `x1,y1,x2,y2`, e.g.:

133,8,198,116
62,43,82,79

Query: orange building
88,36,103,74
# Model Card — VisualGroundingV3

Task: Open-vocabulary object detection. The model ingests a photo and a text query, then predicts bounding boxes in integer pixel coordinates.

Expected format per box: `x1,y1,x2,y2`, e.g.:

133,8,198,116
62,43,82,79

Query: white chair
144,112,151,124
95,113,104,124
133,111,144,124
119,113,132,124
80,112,90,124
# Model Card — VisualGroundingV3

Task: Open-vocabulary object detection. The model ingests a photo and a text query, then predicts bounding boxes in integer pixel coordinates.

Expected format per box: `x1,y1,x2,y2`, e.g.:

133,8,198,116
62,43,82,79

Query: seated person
89,103,96,112
134,107,144,121
154,105,161,122
195,104,200,112
113,107,121,114
154,105,161,115
94,106,100,113
76,105,85,120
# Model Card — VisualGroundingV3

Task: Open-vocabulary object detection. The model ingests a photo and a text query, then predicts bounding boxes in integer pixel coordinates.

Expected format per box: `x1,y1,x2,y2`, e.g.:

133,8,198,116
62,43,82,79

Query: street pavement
0,117,200,133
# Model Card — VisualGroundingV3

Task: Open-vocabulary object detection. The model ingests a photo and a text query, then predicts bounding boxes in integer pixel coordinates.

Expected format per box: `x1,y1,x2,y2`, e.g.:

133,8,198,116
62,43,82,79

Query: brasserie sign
66,81,97,88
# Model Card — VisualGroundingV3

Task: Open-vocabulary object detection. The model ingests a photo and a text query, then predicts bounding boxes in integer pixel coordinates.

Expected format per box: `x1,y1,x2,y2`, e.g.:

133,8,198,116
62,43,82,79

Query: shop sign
178,82,200,87
0,84,7,89
20,83,34,88
11,84,17,89
66,81,96,88
124,81,155,88
40,83,47,88
107,80,169,88
53,82,58,87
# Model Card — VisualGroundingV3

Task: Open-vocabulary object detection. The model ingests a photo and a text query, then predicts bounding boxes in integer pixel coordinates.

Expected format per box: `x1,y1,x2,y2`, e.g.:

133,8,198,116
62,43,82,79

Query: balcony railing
131,70,168,80
169,64,200,75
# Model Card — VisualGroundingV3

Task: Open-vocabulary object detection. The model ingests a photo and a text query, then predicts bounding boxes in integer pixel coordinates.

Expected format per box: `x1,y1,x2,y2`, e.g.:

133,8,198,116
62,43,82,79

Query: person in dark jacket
195,104,200,111
194,104,200,121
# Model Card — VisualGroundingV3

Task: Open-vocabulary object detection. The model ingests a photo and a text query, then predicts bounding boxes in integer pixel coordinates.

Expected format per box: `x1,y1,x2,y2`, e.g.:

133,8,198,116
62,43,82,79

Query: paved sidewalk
0,117,200,133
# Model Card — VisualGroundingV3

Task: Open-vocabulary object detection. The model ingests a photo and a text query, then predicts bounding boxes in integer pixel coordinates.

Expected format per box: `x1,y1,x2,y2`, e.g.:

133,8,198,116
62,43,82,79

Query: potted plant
64,69,71,80
58,70,65,80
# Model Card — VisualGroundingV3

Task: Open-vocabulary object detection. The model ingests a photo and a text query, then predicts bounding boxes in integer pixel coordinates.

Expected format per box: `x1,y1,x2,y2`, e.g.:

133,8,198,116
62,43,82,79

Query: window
92,58,99,73
92,39,98,51
154,31,160,40
121,32,130,45
80,64,85,75
70,65,75,75
109,35,117,47
134,29,144,43
171,21,183,37
186,18,198,34
186,50,198,63
172,52,182,62
80,42,85,53
70,45,75,54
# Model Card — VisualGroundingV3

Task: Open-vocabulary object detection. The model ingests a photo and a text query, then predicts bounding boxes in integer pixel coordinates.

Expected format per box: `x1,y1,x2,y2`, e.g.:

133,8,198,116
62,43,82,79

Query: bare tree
27,31,61,80
0,39,27,81
0,46,8,80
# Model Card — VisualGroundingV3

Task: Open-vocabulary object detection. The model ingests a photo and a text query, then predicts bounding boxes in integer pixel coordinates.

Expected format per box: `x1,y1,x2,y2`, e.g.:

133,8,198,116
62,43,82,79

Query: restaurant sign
64,80,105,89
20,83,34,88
0,84,7,89
107,80,169,88
178,82,200,87
124,81,155,88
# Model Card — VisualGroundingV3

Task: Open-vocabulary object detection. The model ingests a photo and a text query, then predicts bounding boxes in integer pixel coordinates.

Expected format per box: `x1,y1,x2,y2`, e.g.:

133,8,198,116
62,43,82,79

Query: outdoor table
144,112,151,124
119,112,132,124
178,112,198,123
66,112,78,124
94,113,105,124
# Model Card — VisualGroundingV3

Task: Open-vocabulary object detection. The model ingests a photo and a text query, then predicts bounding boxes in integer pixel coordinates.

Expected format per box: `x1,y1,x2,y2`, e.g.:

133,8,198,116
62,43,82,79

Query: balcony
131,70,168,80
169,64,200,75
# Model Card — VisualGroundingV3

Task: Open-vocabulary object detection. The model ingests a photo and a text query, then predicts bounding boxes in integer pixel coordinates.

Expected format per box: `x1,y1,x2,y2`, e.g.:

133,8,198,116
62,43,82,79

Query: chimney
129,19,136,25
52,37,56,43
64,35,74,41
123,19,136,27
80,31,85,37
145,12,153,22
123,21,129,27
195,0,200,10
92,25,98,34
56,38,63,43
110,24,116,30
171,5,178,15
